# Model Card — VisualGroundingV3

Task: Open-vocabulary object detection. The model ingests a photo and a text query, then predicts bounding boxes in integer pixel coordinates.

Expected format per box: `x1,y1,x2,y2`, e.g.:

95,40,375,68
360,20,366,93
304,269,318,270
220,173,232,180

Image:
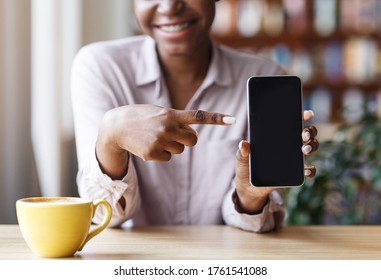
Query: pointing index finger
174,109,236,125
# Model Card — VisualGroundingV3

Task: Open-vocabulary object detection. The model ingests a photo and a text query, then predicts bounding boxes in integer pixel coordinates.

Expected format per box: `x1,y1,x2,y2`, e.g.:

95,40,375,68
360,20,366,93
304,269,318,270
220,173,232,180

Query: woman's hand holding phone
233,110,319,215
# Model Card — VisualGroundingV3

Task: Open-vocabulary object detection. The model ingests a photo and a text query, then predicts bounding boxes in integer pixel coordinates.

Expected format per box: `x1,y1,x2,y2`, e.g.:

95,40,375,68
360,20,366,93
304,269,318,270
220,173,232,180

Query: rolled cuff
222,187,284,233
77,150,140,227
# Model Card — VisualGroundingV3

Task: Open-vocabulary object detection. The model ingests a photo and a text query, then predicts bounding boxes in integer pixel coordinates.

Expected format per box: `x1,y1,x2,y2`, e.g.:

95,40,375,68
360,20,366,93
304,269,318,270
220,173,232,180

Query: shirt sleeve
77,150,141,227
222,186,285,233
71,45,140,227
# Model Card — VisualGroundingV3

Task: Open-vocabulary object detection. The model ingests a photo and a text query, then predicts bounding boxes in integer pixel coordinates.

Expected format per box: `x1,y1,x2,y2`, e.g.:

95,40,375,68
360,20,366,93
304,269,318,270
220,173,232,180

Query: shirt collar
203,41,233,88
135,36,161,86
135,36,233,88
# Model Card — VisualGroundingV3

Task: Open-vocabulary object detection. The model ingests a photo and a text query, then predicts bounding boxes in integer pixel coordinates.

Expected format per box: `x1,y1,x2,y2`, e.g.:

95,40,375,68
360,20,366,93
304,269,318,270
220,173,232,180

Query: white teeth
160,23,190,33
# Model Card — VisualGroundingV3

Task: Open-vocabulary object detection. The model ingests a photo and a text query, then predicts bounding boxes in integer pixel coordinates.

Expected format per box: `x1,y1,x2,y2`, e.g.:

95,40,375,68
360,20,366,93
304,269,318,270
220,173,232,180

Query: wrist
96,141,129,179
233,188,271,215
96,118,129,179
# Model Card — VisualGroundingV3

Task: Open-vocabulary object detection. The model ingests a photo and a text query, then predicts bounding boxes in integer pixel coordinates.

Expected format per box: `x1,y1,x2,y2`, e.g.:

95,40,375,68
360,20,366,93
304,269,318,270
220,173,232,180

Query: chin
159,44,196,57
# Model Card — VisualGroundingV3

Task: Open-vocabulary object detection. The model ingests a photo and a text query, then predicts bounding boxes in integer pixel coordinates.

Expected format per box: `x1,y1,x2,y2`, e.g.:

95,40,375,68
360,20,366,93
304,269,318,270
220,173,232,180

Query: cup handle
78,199,112,251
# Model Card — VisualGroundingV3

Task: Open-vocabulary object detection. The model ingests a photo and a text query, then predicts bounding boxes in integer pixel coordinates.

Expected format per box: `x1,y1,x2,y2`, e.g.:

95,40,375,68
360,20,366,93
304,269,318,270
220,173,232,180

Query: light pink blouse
71,35,285,232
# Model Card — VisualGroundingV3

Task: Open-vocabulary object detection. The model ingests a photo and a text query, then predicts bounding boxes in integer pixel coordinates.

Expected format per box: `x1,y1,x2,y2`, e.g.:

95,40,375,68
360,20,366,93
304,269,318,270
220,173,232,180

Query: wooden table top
1,225,380,260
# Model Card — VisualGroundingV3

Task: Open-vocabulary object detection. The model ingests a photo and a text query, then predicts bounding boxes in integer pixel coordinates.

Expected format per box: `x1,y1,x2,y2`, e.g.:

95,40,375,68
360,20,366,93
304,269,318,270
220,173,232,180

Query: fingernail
239,140,249,157
238,140,243,150
304,169,312,176
308,110,314,117
303,131,311,141
302,145,312,154
223,116,236,125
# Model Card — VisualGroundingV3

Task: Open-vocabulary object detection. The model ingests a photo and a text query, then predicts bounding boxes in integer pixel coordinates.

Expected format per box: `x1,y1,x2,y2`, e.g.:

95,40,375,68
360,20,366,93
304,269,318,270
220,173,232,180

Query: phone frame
246,75,305,188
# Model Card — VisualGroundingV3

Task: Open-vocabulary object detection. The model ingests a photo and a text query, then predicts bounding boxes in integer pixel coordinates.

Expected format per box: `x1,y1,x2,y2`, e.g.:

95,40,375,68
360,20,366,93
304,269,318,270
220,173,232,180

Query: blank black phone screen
247,76,304,187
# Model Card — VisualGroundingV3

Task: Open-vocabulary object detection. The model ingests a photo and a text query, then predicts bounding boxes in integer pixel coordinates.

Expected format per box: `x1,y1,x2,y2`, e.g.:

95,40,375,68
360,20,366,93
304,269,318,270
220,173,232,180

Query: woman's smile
134,0,215,56
157,22,192,33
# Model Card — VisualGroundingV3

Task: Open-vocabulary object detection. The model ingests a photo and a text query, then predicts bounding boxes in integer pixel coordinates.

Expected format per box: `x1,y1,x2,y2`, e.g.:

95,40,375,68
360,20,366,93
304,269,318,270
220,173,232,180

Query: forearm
96,137,129,180
96,113,129,180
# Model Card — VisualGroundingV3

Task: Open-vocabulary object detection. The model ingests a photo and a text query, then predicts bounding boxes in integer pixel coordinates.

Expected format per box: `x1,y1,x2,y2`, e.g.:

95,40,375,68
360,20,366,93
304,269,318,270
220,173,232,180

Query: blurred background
0,0,136,223
1,0,381,225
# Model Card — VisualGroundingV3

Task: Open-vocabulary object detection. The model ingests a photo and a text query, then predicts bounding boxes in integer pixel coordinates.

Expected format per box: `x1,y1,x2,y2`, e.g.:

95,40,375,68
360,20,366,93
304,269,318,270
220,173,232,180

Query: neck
158,41,212,83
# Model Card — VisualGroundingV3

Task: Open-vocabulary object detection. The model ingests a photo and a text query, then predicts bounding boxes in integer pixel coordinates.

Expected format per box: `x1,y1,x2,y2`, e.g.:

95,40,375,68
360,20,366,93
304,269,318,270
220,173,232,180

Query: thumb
235,140,250,187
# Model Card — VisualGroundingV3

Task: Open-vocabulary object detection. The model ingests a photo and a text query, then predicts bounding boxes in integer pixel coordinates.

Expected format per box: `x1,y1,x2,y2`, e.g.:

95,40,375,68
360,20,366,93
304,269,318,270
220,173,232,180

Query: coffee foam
19,197,89,204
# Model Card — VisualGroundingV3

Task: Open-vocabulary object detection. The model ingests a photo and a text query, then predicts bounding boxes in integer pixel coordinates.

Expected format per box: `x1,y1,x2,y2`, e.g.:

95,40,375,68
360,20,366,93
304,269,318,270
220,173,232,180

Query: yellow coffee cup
16,197,112,258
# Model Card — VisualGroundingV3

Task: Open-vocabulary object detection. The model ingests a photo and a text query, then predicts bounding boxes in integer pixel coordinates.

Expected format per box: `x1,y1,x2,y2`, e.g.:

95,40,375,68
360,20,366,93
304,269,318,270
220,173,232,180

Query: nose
157,0,185,15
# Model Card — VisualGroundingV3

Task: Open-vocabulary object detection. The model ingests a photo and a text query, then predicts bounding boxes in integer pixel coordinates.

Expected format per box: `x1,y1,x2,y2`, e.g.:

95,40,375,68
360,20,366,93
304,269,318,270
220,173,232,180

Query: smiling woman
71,0,318,232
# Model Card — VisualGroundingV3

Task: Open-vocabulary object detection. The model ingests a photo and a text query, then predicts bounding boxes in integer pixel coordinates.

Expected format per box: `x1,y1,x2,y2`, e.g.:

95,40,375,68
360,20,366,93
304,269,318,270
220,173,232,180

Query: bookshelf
211,0,381,124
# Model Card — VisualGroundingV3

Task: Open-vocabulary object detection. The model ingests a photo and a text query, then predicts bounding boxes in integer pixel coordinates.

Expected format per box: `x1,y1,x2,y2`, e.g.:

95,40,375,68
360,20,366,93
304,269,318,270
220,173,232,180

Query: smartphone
247,75,304,187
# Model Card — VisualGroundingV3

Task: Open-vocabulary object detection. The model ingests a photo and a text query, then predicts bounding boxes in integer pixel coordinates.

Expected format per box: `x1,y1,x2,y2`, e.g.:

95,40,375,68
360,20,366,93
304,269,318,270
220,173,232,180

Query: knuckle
141,143,161,161
306,138,318,147
237,151,249,165
306,125,318,137
158,107,173,121
141,153,151,161
141,150,154,161
193,110,206,122
159,111,177,130
159,107,171,116
308,138,319,147
211,113,220,123
160,124,173,134
145,150,158,161
151,137,164,150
